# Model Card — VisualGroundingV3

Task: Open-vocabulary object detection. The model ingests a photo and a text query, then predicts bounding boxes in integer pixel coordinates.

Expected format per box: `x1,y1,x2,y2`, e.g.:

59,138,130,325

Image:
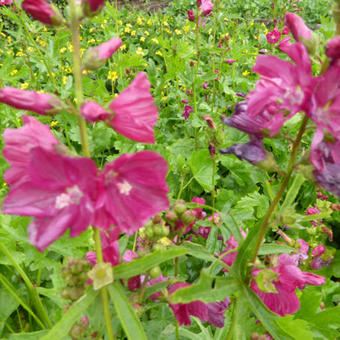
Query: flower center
55,185,83,209
117,180,132,195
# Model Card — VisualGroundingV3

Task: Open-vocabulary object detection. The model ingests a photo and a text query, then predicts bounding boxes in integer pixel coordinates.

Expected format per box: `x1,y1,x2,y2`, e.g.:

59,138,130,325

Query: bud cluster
61,258,91,301
69,316,89,340
140,214,170,244
166,200,196,226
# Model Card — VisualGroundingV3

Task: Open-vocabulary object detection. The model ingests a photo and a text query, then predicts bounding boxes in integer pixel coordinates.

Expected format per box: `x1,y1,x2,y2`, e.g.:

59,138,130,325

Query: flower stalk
69,1,114,339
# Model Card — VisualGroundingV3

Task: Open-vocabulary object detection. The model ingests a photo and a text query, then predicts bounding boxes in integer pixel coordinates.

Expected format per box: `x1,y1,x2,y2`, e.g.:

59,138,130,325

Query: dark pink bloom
290,238,309,263
187,9,195,22
191,197,206,219
83,37,122,70
2,147,97,251
199,0,213,16
86,228,121,267
94,151,169,234
3,115,60,187
122,250,141,291
81,101,111,122
225,59,236,64
219,137,267,165
251,254,325,316
203,81,208,89
109,72,158,144
282,26,290,35
247,43,316,136
22,0,63,26
182,105,193,120
266,28,281,44
0,87,63,116
326,37,340,60
169,282,208,326
285,13,312,42
181,99,189,104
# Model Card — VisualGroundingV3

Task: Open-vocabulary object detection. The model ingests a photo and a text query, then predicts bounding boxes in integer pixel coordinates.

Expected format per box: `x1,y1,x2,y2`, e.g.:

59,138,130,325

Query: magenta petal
81,101,111,123
110,72,158,143
187,300,208,322
98,37,122,60
94,151,169,233
169,304,191,326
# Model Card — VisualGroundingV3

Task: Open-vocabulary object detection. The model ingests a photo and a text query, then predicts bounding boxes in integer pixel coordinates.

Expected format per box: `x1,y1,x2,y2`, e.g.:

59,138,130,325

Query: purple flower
219,137,267,165
266,27,281,44
206,298,230,328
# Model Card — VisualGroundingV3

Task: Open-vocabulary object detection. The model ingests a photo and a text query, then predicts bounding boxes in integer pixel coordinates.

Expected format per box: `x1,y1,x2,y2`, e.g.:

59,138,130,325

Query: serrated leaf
258,244,294,256
182,241,216,262
276,316,313,340
108,283,147,340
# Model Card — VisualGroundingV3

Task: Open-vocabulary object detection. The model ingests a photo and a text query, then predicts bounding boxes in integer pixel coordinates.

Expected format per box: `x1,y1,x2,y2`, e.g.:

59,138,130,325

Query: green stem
248,115,309,271
175,318,180,340
0,242,52,328
69,2,114,340
12,0,57,89
211,156,217,223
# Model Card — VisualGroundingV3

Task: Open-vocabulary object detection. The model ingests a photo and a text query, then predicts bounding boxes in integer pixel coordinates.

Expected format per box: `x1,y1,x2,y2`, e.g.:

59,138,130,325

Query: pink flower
191,197,206,219
278,36,292,52
83,37,122,70
247,43,316,136
187,9,195,22
285,13,312,42
94,151,169,234
0,87,63,116
86,228,121,267
169,282,208,326
2,147,97,251
182,105,193,120
326,37,340,60
266,28,281,44
3,115,60,187
312,244,326,257
282,26,290,35
308,63,340,139
199,0,213,16
225,58,236,65
109,72,158,143
251,254,325,316
22,0,63,26
81,101,111,122
0,0,13,5
220,230,246,271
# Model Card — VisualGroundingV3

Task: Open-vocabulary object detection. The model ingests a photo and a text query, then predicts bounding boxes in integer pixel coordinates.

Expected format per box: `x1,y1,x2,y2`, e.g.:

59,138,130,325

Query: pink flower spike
169,282,208,326
81,101,111,122
187,9,195,22
94,151,169,234
2,147,97,251
285,13,311,42
110,72,158,144
83,37,122,70
22,0,63,26
3,115,60,187
199,0,213,16
0,87,63,115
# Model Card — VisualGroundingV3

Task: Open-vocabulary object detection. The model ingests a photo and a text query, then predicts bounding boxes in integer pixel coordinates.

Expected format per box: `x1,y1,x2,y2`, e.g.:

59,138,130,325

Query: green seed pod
149,266,162,279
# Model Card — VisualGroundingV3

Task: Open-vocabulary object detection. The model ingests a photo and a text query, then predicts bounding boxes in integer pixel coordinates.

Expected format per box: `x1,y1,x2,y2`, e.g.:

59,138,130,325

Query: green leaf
0,286,19,336
113,247,187,279
9,331,70,340
169,269,238,304
226,295,248,340
182,241,216,262
258,244,294,256
280,173,305,211
108,283,147,340
276,316,314,340
40,288,99,340
189,149,217,192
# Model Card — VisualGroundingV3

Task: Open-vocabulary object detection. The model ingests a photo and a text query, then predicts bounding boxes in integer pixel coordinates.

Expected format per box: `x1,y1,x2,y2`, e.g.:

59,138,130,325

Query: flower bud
82,0,106,17
83,37,122,70
174,200,187,215
0,87,63,115
187,10,195,22
326,36,340,59
81,101,111,122
22,0,64,26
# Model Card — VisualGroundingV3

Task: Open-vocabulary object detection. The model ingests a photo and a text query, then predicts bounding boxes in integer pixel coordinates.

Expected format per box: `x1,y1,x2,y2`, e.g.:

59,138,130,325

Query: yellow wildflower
140,37,145,42
137,17,143,25
124,26,131,33
21,83,29,90
155,51,163,56
60,47,67,54
242,70,250,76
147,19,152,26
62,76,68,85
50,121,58,127
136,47,144,56
120,44,127,51
151,38,159,44
183,25,190,33
107,71,118,81
131,30,136,36
175,29,182,35
144,30,150,36
10,70,18,76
